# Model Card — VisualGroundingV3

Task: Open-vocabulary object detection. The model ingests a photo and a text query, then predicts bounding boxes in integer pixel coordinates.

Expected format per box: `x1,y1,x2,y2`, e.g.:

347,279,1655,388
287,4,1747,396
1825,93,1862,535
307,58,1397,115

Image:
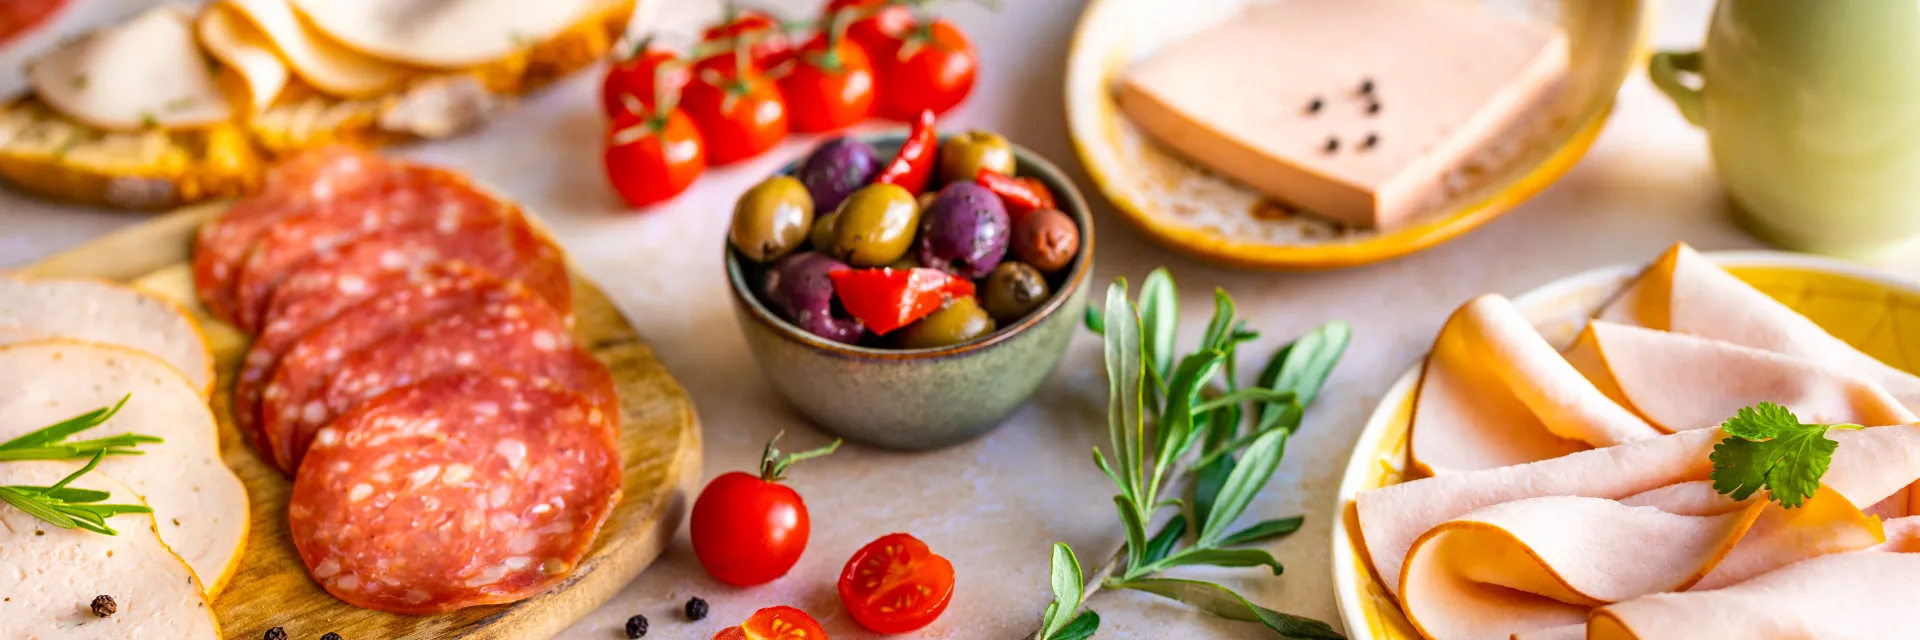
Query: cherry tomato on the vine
838,532,956,633
778,32,876,133
681,50,790,165
872,17,978,120
600,41,686,119
603,109,705,208
690,435,841,586
701,7,792,70
822,0,912,64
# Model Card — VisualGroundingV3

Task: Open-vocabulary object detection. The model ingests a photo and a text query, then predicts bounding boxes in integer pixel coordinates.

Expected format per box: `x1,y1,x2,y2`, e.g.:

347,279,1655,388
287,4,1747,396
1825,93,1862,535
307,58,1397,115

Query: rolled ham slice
1567,321,1918,432
1411,295,1659,475
1601,243,1920,412
1587,551,1920,639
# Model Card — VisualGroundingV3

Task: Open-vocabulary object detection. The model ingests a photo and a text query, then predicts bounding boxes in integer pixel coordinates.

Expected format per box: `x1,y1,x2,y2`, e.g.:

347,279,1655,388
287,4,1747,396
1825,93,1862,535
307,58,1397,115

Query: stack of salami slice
192,147,624,615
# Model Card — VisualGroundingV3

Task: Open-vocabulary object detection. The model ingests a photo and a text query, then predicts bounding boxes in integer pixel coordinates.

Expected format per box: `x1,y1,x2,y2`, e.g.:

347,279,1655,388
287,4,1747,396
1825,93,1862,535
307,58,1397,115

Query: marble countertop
3,0,1916,638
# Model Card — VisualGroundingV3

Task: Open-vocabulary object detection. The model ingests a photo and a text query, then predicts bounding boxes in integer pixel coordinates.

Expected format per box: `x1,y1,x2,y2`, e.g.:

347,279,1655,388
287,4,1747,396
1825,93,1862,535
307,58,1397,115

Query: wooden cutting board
23,203,702,640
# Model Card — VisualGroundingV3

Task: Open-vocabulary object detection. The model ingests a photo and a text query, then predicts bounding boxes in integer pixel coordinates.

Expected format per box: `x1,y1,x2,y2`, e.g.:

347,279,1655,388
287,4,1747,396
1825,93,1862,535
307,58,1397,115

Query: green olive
809,209,839,250
917,191,939,212
897,296,997,349
887,256,923,270
828,183,920,267
938,130,1016,185
980,262,1051,324
729,176,814,263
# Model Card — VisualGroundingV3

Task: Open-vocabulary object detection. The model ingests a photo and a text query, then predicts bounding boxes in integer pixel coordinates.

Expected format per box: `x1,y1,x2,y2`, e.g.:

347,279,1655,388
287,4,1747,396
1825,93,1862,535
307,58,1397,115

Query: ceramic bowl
1065,0,1654,269
1328,251,1920,638
725,132,1095,451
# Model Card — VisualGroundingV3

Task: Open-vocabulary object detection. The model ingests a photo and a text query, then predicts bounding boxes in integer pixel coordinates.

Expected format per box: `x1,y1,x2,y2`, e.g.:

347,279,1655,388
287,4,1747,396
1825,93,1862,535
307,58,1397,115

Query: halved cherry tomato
603,109,705,208
872,17,978,120
701,7,792,70
822,0,912,64
713,627,749,640
738,606,831,640
778,29,876,133
838,533,956,633
828,268,973,335
600,40,686,118
691,435,840,586
681,51,789,165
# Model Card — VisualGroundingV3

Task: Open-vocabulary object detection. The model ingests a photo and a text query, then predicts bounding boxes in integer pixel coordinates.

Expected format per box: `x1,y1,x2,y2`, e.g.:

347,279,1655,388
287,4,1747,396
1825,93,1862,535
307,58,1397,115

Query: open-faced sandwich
0,0,636,209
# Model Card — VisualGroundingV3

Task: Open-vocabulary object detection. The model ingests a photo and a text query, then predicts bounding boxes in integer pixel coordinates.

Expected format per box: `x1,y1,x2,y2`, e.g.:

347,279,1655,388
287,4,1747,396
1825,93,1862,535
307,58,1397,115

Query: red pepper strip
875,109,938,195
976,169,1056,218
828,267,974,335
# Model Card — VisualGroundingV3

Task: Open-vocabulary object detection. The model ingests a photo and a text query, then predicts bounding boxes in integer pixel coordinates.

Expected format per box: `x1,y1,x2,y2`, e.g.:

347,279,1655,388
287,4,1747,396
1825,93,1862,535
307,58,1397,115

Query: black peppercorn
263,628,288,640
685,597,709,621
624,614,649,638
90,595,116,618
1360,77,1375,94
1367,101,1381,115
1323,137,1339,153
321,633,343,640
1362,133,1379,149
1305,97,1323,114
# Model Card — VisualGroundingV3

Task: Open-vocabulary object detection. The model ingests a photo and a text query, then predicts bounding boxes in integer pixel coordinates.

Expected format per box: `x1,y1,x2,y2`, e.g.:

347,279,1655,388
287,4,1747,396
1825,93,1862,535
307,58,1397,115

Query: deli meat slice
258,272,508,473
289,373,622,615
193,146,388,323
228,165,517,332
233,264,480,455
0,274,215,396
291,281,614,469
1587,551,1920,639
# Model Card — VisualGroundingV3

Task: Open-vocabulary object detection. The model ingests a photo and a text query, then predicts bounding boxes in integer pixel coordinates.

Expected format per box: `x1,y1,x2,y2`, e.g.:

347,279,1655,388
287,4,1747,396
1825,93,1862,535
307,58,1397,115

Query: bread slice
0,0,635,209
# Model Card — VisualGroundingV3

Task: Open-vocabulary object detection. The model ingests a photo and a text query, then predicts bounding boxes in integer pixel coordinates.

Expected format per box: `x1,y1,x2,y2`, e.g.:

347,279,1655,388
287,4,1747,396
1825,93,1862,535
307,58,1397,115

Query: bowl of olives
725,121,1093,450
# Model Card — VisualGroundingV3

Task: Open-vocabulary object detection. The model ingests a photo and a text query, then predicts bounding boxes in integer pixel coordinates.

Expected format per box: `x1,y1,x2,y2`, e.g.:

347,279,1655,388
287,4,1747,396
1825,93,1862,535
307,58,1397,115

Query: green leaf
1053,611,1100,640
1200,428,1290,544
1709,403,1852,508
1150,548,1285,576
1141,514,1188,567
1084,304,1105,334
1200,290,1236,353
0,395,128,450
1156,351,1227,473
1092,449,1126,495
0,487,76,529
1116,495,1151,572
1116,578,1345,639
1139,268,1179,383
1192,455,1235,529
1257,321,1351,430
1194,389,1294,415
37,487,110,504
1040,542,1086,638
1217,516,1305,547
1103,281,1145,502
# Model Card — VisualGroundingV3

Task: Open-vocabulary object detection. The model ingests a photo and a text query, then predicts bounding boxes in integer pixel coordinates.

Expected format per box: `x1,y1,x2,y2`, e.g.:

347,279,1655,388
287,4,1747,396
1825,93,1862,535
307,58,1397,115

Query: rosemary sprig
0,396,161,535
1038,269,1350,640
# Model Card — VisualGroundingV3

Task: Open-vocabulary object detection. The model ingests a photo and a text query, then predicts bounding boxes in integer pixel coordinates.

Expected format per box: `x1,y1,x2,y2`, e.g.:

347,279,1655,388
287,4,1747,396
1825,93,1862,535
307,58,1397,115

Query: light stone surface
2,0,1917,638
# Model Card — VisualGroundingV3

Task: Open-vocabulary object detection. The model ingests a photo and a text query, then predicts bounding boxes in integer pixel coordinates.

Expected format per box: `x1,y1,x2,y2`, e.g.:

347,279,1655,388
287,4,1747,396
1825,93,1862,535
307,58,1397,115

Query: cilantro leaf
1709,403,1855,509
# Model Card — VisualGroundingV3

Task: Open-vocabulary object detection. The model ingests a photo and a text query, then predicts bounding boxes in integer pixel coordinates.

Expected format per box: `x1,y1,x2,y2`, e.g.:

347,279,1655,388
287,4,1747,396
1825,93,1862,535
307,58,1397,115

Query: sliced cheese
0,340,249,596
1410,295,1659,475
0,275,214,397
197,3,291,113
286,0,593,69
1568,321,1919,432
1589,551,1920,639
25,5,233,131
221,0,412,98
1601,242,1920,412
0,461,221,639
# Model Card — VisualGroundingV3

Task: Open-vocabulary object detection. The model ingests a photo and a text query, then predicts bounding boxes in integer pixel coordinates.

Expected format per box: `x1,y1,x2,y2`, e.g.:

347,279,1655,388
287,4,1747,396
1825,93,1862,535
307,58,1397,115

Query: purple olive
795,137,881,213
915,182,1010,280
760,252,864,343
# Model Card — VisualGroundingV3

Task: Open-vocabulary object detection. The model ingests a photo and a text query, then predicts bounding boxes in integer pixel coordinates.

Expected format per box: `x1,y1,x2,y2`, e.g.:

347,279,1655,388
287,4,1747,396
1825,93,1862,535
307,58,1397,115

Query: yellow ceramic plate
1328,251,1920,638
1064,0,1653,270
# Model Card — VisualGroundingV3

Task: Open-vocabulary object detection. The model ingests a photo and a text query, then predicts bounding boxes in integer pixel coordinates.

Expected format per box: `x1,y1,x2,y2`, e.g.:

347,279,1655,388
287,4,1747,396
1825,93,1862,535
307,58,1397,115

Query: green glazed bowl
725,132,1095,451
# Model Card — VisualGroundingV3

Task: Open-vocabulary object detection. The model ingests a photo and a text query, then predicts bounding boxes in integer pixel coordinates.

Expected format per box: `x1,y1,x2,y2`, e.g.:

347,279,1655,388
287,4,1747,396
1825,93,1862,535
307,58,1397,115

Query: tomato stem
758,431,844,482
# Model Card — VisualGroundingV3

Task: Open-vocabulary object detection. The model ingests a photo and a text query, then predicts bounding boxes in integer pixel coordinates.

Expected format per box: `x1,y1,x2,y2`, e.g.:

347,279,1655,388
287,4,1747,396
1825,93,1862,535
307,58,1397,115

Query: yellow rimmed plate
1328,251,1920,638
1064,0,1653,270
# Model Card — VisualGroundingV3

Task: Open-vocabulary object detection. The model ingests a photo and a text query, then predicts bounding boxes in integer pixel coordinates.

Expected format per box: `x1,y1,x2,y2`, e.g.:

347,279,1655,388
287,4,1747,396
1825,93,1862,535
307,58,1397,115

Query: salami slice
229,166,516,332
288,283,612,469
192,146,387,323
258,272,509,473
232,264,483,456
289,373,621,615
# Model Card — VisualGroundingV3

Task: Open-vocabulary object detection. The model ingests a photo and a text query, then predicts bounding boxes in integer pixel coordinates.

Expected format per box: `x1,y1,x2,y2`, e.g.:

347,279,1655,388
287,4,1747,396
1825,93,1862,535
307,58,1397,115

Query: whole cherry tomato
690,435,841,586
778,31,876,133
603,109,705,208
681,51,790,165
700,7,792,70
871,17,978,120
600,40,686,118
822,0,912,64
838,533,956,633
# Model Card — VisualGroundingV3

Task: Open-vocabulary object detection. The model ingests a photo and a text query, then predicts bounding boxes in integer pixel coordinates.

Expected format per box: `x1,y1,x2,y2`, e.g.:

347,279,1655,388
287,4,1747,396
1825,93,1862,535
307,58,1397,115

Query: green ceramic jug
1651,0,1920,257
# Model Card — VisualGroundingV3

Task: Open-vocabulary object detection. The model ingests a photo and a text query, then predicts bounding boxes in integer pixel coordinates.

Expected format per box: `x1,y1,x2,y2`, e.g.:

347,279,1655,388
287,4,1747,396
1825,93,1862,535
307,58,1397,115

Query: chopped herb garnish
1710,402,1860,508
